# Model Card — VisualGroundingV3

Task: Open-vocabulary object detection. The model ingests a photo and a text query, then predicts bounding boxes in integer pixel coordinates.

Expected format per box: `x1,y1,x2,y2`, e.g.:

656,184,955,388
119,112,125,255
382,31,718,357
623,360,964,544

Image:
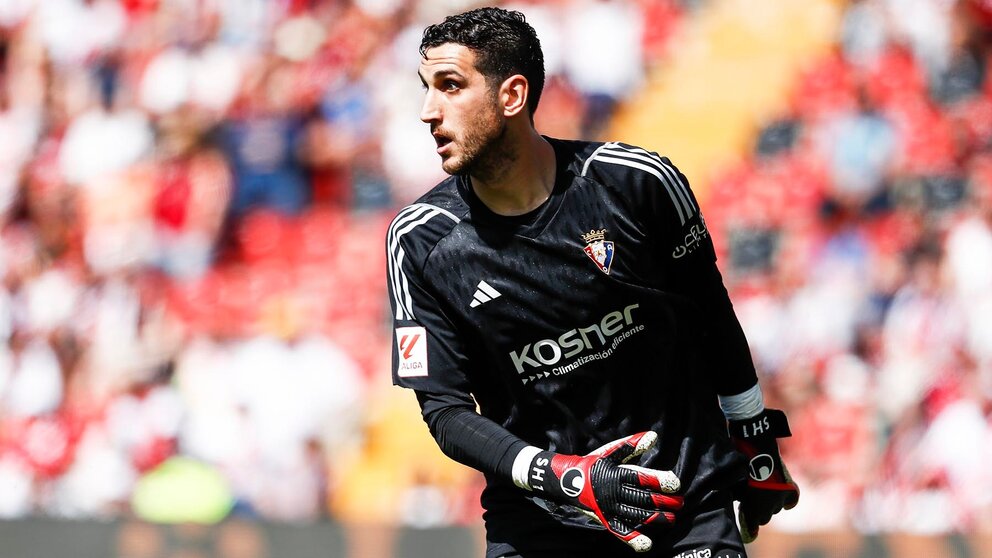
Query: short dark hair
420,7,545,118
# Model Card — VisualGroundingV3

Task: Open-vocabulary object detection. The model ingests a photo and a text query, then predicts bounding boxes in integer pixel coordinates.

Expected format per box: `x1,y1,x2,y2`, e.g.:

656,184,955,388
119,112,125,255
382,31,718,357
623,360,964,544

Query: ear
499,74,529,118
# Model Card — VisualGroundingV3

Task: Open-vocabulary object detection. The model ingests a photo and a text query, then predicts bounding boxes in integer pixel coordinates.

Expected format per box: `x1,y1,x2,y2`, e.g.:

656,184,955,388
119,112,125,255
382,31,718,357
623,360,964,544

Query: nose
420,89,441,124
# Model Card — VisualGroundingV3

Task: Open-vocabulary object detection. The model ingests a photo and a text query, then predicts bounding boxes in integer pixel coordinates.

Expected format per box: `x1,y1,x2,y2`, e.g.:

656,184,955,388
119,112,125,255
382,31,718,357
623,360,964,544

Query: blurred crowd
1,0,992,540
0,0,684,527
707,0,992,535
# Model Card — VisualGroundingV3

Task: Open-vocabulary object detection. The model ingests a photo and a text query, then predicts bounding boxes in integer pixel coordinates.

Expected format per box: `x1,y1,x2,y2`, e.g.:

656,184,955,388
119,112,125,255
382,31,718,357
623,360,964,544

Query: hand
525,431,683,553
728,408,800,543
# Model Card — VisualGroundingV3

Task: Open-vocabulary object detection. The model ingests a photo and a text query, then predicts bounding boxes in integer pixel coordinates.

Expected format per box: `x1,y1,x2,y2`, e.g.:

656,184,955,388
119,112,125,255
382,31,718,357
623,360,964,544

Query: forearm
672,256,759,396
419,394,529,479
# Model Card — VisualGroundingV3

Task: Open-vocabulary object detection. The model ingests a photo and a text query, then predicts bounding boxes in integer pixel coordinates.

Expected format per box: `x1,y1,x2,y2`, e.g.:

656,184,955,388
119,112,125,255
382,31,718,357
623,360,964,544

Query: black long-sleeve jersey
386,137,755,542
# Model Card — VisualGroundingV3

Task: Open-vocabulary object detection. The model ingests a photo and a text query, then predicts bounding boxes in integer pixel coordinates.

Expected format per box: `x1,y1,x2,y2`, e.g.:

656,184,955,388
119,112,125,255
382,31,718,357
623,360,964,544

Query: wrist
512,447,587,504
511,446,544,490
719,383,764,421
510,446,570,496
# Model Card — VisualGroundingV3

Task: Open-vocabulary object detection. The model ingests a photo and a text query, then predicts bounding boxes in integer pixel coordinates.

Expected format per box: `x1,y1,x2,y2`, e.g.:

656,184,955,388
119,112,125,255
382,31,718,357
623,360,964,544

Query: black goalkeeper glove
524,431,684,553
728,408,800,543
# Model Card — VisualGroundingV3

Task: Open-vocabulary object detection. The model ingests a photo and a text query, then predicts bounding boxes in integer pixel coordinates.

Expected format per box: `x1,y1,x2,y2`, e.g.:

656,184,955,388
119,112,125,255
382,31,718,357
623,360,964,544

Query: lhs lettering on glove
530,456,549,487
735,414,776,439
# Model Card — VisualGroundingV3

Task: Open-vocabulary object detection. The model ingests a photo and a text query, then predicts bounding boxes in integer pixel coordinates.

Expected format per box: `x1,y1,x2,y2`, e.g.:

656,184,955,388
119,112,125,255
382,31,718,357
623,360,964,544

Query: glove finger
739,496,775,527
613,502,677,528
591,431,657,464
603,517,654,553
618,464,681,493
619,484,684,512
785,487,800,510
737,507,758,544
782,463,800,510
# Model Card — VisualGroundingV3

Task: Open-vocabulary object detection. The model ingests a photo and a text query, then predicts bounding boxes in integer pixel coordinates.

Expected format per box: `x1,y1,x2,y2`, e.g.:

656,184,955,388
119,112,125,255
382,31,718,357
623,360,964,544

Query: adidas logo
470,280,501,308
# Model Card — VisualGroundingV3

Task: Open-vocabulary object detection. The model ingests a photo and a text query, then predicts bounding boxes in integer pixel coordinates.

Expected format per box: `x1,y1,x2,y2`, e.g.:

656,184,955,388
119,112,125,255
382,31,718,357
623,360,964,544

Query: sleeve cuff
718,383,764,421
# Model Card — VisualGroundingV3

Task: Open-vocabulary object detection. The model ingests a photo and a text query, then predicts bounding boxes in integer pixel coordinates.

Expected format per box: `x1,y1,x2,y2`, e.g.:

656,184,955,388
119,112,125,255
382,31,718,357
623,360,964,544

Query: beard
438,105,514,180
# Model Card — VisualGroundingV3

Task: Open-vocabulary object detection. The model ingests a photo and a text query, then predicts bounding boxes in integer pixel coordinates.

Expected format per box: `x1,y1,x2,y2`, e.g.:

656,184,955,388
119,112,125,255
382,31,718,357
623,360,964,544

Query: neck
470,127,556,217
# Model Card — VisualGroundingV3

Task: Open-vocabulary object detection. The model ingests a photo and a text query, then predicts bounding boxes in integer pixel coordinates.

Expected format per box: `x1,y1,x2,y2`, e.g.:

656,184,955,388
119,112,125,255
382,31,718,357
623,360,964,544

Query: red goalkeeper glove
523,431,683,553
728,408,800,543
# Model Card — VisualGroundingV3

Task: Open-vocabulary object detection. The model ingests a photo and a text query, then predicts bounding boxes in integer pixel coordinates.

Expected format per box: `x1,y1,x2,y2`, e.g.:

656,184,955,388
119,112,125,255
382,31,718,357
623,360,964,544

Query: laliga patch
581,228,615,274
396,327,428,377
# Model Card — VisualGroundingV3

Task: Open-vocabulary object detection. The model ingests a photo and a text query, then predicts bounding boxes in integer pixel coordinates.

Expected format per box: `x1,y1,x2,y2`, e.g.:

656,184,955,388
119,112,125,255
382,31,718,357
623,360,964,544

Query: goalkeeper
386,6,798,557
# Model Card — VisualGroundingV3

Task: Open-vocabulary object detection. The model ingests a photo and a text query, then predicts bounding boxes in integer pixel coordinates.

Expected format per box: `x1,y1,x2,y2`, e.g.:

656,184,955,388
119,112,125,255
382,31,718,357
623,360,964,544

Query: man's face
419,43,506,176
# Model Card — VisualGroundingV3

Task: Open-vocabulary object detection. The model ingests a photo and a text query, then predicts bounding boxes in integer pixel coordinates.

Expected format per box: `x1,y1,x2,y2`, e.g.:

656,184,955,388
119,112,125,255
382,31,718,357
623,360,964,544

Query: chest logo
582,229,615,274
470,280,502,308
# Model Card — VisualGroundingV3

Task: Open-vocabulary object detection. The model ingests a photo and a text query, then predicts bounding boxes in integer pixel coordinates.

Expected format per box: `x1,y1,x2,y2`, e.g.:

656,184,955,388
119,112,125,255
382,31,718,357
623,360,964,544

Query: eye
442,80,459,92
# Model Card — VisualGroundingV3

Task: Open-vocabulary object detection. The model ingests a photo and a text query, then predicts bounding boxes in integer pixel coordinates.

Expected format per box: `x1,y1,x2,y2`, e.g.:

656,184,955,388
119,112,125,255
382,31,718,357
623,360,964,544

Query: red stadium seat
793,53,857,120
295,206,347,265
864,46,927,110
236,210,294,266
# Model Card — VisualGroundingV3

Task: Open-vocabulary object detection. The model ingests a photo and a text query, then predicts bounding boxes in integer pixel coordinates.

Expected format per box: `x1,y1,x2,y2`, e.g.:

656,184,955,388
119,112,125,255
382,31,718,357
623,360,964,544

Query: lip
436,142,451,156
434,135,453,156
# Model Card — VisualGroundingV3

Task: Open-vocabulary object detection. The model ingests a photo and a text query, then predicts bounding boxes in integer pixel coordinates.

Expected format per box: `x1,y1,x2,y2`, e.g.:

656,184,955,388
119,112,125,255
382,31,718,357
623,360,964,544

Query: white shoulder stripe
580,142,618,177
387,203,461,321
601,146,696,217
389,205,445,321
387,205,433,320
582,143,697,225
593,155,690,225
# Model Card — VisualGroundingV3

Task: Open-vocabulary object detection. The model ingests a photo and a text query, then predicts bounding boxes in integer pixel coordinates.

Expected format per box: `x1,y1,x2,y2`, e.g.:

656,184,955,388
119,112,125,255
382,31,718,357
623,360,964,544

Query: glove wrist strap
729,408,791,440
527,450,563,496
511,446,543,490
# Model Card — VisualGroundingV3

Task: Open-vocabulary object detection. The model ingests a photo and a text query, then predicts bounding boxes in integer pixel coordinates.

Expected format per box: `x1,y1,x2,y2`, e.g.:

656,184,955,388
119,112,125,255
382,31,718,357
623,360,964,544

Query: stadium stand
2,0,992,556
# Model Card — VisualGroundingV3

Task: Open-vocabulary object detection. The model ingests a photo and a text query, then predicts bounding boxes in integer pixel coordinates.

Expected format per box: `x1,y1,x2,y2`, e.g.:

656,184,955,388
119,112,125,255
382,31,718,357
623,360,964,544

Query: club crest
581,228,615,274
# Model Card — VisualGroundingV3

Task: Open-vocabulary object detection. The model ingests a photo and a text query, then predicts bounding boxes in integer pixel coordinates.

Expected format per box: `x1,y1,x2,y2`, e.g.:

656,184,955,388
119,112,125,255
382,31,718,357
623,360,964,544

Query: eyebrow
418,68,466,85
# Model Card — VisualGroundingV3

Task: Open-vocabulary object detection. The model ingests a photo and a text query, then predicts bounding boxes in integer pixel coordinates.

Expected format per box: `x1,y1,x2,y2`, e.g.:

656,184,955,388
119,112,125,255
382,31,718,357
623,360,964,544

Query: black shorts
485,502,746,558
